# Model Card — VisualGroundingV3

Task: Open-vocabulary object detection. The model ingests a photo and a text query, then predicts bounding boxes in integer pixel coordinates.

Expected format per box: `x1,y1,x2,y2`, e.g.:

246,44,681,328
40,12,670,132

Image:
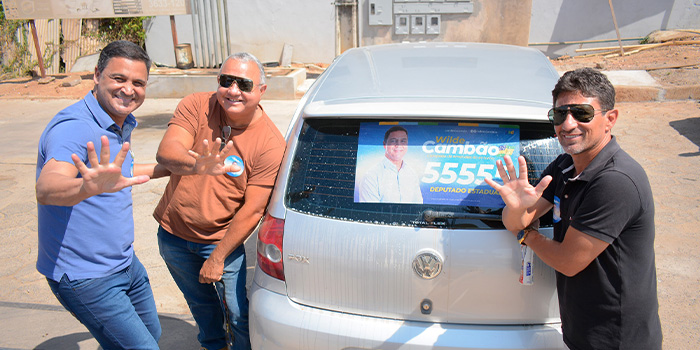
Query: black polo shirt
541,136,661,350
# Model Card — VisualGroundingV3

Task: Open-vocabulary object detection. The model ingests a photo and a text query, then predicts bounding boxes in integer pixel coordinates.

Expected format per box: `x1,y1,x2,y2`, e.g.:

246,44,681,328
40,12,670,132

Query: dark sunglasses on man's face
218,74,256,92
547,103,608,126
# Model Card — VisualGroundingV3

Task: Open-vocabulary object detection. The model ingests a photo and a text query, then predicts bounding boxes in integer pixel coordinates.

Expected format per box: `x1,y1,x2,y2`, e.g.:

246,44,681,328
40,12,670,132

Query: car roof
302,42,560,121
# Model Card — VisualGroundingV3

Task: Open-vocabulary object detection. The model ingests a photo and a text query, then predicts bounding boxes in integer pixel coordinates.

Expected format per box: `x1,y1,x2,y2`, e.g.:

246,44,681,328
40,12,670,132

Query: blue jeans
47,254,161,350
158,226,251,350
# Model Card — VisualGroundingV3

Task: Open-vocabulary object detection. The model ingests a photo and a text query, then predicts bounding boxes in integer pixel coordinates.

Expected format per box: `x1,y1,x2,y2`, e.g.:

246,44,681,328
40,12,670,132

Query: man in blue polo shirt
35,40,169,349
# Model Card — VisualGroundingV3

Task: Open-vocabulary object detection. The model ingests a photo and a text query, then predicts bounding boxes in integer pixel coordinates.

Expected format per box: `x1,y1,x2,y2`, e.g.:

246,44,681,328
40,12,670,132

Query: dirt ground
613,100,700,349
550,39,700,87
0,40,699,349
0,37,698,99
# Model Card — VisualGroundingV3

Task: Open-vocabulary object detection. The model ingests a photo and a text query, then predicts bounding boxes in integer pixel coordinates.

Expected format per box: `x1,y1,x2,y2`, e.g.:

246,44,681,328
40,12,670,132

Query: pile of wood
575,29,700,59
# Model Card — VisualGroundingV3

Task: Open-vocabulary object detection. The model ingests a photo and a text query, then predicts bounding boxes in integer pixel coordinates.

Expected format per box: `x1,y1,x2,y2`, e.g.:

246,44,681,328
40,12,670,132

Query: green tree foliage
93,17,149,47
0,4,35,78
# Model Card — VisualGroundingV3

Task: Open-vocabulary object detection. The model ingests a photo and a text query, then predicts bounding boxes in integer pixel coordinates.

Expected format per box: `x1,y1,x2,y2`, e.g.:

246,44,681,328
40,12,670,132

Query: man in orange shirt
154,52,285,350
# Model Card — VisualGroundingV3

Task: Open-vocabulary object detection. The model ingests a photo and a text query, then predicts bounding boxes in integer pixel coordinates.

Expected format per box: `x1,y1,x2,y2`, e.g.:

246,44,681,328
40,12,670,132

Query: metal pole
29,19,46,78
222,0,231,57
170,15,179,46
170,15,180,66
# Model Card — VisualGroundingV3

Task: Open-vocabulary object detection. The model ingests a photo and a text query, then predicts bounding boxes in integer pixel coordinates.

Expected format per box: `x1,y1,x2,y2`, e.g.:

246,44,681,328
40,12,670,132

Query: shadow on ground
670,116,700,157
135,113,173,130
33,314,199,350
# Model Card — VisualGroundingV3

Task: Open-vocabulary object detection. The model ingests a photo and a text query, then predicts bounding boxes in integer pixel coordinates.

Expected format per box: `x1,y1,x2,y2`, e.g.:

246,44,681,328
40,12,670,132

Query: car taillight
257,213,285,281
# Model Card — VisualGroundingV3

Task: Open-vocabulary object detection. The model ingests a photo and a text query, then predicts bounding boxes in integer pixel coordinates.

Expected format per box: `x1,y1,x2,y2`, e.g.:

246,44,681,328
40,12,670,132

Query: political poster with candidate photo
354,121,520,207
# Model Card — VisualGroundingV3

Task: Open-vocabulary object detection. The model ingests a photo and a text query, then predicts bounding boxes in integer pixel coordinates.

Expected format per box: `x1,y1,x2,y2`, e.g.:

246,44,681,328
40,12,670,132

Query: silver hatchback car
250,42,566,349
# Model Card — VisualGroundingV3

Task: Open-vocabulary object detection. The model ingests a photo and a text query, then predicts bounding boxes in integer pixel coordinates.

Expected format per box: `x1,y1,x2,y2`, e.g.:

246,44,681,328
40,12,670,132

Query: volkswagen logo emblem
413,251,443,279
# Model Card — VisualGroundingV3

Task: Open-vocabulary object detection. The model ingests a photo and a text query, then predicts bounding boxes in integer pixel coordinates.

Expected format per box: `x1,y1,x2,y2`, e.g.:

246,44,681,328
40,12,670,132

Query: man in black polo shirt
485,68,662,349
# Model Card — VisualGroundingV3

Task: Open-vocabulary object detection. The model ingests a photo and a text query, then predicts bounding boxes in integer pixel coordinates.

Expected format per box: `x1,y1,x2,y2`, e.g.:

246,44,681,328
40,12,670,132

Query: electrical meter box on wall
370,0,472,36
369,0,394,25
394,1,474,15
395,14,409,34
426,14,441,34
411,15,426,34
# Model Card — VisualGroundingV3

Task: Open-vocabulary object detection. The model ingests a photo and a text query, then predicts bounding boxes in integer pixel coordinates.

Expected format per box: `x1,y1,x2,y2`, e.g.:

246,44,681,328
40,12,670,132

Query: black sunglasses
218,74,256,92
548,104,608,126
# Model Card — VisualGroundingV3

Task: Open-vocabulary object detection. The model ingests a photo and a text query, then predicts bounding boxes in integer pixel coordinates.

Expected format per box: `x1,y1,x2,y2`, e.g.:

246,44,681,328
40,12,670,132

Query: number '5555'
421,162,500,185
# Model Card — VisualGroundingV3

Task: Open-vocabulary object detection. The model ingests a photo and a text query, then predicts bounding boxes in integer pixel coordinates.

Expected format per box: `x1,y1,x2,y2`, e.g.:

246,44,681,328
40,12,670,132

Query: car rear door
280,117,562,325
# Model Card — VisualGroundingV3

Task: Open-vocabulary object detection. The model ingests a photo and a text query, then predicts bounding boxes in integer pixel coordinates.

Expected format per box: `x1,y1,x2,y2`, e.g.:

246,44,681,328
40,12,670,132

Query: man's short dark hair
552,67,615,111
383,126,408,145
96,40,151,74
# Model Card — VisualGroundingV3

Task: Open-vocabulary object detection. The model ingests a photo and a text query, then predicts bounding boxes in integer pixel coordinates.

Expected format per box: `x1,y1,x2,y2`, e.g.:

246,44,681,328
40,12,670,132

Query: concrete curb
553,70,700,103
4,70,697,103
614,85,700,102
663,84,700,100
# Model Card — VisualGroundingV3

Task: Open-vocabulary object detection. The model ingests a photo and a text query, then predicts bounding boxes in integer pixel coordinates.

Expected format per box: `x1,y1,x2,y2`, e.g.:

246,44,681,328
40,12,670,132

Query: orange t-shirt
153,92,285,243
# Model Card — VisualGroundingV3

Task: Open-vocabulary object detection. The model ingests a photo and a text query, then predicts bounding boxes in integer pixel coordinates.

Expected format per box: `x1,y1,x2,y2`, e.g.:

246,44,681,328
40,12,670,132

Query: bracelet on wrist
517,226,537,245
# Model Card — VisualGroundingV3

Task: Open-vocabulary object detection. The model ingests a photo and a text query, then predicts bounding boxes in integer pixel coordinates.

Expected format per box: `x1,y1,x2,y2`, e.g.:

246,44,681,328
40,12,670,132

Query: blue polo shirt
36,92,138,281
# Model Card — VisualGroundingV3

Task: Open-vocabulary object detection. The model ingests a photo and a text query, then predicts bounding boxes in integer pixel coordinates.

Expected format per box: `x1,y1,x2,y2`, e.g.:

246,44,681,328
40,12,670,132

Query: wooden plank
29,20,46,78
79,19,106,59
45,19,60,74
61,19,81,72
645,62,700,71
575,40,699,53
529,37,643,46
170,15,179,46
608,0,624,56
575,42,664,53
29,19,60,75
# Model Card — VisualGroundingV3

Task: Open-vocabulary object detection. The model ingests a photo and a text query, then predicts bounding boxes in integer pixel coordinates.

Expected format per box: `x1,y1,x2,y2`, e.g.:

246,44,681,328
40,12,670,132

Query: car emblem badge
413,251,443,279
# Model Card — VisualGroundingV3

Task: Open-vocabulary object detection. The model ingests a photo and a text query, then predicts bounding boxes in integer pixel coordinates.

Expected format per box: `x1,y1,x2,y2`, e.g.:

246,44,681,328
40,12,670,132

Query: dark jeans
47,254,161,350
158,226,251,350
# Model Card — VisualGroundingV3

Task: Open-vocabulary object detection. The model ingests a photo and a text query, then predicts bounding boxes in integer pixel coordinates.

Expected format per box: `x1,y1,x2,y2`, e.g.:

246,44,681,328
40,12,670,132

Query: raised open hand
71,135,150,197
484,155,552,211
187,138,241,176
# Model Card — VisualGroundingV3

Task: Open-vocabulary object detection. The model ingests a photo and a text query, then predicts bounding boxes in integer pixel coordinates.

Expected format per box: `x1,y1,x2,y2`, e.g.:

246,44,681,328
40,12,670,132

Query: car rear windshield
285,118,562,229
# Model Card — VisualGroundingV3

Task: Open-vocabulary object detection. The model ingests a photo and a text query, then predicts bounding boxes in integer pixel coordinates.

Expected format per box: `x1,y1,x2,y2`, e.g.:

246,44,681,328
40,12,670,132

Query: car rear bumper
250,281,565,350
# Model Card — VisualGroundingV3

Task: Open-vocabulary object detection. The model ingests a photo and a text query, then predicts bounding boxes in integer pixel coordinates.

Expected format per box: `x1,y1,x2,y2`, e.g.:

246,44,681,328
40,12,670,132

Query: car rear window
285,118,562,229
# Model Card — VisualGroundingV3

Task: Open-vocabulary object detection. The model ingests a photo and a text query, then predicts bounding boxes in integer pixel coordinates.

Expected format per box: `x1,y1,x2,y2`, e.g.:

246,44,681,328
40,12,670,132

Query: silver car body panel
255,42,565,349
280,210,559,324
250,283,564,350
302,100,548,121
306,43,558,106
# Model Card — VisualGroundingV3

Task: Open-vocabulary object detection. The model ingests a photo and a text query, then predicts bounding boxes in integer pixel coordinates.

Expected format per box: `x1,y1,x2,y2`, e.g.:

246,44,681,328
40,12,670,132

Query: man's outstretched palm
71,135,150,197
484,155,552,211
187,138,242,175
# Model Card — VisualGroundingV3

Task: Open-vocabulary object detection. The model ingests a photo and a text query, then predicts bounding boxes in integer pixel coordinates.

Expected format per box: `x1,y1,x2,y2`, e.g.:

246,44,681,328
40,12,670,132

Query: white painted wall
224,1,336,64
145,0,336,67
144,15,195,67
145,0,700,66
529,0,700,57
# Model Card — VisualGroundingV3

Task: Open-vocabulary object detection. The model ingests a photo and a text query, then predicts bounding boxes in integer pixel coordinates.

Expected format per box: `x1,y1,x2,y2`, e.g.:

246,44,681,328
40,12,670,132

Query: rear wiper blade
422,209,502,223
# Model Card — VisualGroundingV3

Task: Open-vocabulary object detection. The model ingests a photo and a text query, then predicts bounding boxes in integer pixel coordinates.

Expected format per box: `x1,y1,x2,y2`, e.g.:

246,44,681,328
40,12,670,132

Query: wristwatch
517,225,538,245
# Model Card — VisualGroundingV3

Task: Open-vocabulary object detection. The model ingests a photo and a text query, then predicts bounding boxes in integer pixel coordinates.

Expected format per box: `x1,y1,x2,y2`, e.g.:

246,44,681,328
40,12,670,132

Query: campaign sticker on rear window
354,122,519,207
